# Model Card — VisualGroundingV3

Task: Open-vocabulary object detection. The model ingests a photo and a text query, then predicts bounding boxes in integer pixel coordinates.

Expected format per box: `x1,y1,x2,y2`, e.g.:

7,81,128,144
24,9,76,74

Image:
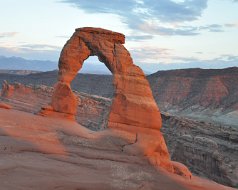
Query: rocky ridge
148,67,238,126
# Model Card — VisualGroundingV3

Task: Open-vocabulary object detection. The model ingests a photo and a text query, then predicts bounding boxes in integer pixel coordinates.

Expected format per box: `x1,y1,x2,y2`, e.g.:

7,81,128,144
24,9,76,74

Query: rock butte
41,27,176,172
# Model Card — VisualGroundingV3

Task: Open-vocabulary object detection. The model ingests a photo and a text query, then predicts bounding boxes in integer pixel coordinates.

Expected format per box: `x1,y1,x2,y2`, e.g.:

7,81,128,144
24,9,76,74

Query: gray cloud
0,32,18,38
60,0,209,36
142,0,207,22
132,23,225,36
61,0,207,22
225,22,238,28
0,45,60,61
126,35,154,41
60,0,234,37
135,23,199,36
199,24,224,32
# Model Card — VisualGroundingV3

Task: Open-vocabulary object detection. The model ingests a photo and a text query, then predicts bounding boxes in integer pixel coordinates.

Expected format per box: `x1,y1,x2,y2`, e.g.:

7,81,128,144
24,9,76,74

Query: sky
0,0,238,72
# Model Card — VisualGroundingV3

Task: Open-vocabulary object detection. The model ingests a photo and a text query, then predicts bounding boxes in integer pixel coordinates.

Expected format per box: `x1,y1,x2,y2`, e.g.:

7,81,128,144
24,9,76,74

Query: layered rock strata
162,113,238,187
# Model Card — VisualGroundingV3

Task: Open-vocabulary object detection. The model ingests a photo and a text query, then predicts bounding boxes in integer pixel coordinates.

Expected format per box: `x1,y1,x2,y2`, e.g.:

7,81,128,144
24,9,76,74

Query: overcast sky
0,0,238,72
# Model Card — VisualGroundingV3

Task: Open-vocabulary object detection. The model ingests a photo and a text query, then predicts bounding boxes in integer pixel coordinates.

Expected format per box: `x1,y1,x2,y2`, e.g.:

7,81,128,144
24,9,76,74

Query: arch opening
71,55,114,131
79,56,112,75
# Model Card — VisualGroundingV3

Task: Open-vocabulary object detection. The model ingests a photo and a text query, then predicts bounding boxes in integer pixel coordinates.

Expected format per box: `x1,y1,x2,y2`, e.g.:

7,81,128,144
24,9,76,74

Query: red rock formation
54,27,162,130
51,82,78,116
42,27,174,172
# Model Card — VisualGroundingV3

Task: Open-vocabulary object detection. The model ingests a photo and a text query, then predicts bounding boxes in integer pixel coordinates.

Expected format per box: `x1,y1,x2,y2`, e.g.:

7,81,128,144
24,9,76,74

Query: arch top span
75,27,125,44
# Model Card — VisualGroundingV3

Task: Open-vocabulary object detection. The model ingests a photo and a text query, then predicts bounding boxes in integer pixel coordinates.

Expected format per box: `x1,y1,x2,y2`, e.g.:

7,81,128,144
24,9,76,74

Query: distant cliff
148,67,238,126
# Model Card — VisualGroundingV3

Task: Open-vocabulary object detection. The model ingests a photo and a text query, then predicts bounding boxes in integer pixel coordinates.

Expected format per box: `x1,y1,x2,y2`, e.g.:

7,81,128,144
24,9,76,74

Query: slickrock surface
1,82,237,188
42,27,173,172
0,108,235,190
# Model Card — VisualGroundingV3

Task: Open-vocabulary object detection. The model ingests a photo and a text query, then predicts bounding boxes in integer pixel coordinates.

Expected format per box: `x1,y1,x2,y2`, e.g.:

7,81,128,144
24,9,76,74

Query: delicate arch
39,27,175,172
49,27,162,131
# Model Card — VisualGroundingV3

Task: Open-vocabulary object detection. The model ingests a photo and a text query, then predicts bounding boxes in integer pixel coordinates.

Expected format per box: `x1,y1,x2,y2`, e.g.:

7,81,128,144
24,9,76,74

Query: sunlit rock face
41,27,173,172
54,27,162,131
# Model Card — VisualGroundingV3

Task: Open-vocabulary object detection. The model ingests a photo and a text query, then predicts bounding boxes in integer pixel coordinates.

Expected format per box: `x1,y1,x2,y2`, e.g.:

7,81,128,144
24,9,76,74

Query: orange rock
51,82,78,116
43,27,172,171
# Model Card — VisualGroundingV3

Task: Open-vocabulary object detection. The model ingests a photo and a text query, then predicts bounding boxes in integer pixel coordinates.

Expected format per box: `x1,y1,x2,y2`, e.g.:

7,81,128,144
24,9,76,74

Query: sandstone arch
52,27,162,131
42,27,174,171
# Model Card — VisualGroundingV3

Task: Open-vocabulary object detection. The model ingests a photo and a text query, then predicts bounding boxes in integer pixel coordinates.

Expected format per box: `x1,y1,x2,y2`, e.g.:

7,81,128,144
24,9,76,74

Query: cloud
0,32,18,38
137,54,238,73
199,24,224,32
137,22,227,36
135,23,200,36
129,45,238,72
61,0,207,22
142,0,207,22
225,22,238,28
19,44,61,51
60,0,209,36
126,35,154,41
0,45,60,61
61,0,233,37
130,46,172,63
